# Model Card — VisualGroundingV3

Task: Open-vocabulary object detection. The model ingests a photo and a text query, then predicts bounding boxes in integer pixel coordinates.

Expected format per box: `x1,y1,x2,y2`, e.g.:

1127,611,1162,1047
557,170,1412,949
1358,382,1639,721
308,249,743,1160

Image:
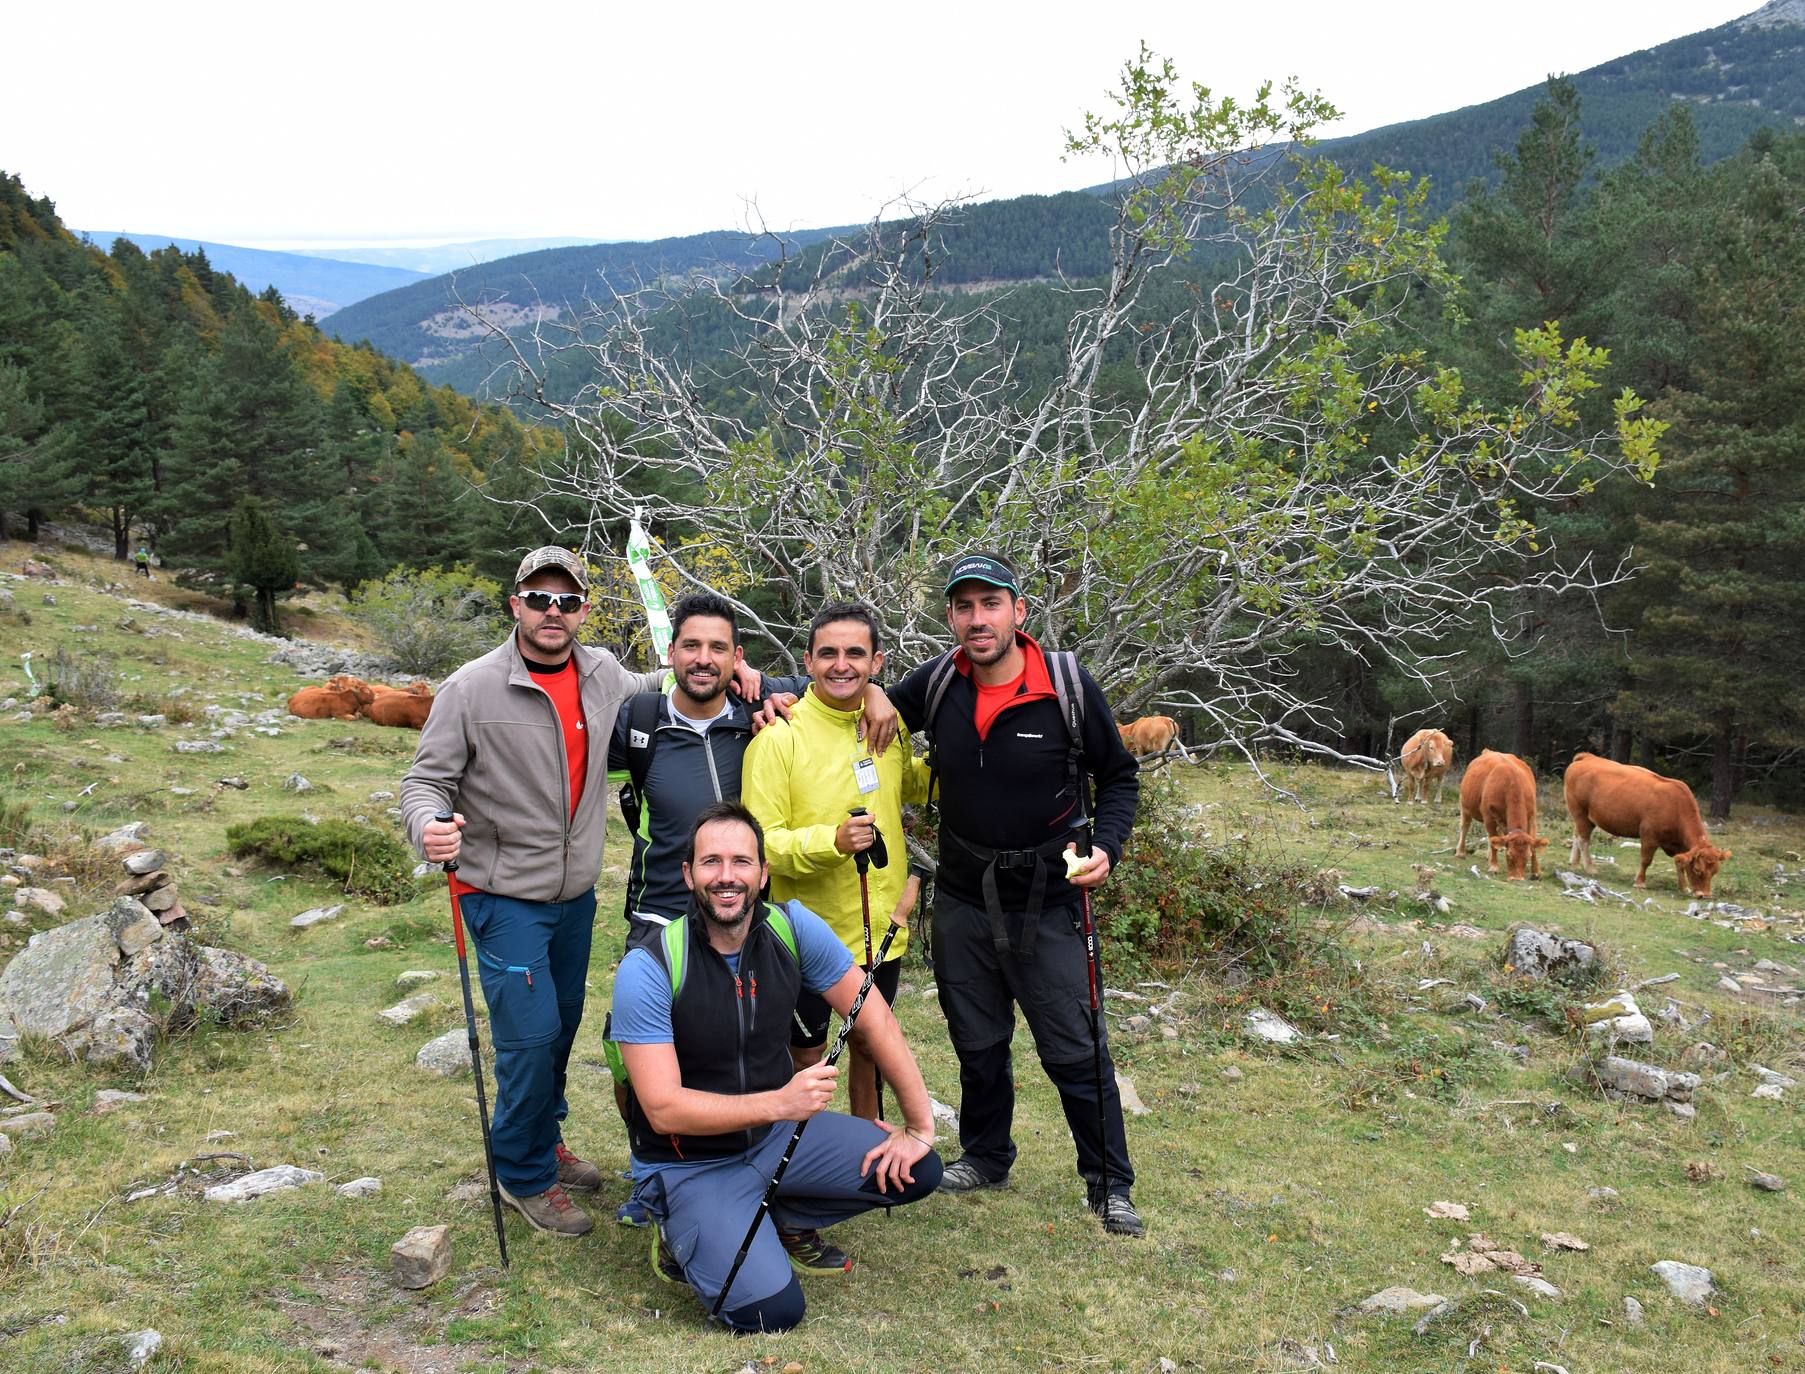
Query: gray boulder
1503,927,1598,980
0,898,290,1071
416,1029,472,1076
95,823,151,853
1650,1260,1716,1305
1588,1055,1701,1104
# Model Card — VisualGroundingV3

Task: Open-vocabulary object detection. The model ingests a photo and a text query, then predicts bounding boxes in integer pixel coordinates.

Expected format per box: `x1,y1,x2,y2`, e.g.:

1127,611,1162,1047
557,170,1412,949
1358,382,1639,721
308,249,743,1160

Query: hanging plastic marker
626,510,673,665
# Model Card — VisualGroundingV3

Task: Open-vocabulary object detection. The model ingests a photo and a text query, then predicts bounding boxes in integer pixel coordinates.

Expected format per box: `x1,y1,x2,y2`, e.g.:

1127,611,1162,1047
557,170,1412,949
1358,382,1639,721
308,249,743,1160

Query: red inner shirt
974,668,1027,740
451,655,588,897
963,632,1058,740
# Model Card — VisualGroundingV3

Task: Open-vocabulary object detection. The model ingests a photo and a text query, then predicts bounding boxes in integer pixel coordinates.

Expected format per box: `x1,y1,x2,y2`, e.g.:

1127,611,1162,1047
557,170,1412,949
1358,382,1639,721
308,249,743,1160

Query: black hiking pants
932,890,1135,1194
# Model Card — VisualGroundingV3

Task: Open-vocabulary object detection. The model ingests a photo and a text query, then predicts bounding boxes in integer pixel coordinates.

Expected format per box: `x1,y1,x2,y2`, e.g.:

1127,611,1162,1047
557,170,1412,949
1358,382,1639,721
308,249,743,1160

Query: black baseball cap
944,553,1018,597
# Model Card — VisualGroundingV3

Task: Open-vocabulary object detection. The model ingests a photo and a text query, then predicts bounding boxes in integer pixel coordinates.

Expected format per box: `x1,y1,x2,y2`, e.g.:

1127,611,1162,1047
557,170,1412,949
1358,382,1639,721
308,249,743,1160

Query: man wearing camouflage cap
403,547,759,1237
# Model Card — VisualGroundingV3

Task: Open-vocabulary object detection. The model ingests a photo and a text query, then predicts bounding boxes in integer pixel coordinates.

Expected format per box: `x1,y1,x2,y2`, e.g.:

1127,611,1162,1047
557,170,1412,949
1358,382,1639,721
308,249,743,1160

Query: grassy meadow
1,540,1801,1374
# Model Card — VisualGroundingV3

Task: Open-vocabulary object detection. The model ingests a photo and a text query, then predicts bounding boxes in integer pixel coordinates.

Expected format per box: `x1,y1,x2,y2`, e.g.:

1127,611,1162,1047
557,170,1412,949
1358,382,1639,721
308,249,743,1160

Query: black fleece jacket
890,646,1139,913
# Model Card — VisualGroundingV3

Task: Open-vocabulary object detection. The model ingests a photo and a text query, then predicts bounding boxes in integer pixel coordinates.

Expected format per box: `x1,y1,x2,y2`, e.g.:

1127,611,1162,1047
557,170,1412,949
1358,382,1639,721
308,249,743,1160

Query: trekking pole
1071,822,1112,1222
710,901,910,1324
435,810,509,1271
848,807,887,1122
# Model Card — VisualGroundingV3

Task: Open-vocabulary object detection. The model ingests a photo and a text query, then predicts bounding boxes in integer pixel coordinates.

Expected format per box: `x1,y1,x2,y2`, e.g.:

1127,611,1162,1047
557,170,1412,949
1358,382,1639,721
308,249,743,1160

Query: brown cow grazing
1117,723,1135,749
1455,749,1547,880
1122,715,1186,763
1400,728,1456,804
1563,752,1731,897
287,675,376,721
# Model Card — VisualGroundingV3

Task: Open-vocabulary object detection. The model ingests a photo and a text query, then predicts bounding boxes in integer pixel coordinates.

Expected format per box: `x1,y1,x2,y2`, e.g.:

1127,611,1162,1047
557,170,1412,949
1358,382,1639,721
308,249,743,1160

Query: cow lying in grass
1563,752,1731,897
287,674,376,720
361,680,434,729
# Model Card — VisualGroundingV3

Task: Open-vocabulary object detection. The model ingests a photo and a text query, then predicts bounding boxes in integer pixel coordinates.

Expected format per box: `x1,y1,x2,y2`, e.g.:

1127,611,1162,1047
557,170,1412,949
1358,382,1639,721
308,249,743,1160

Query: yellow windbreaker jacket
741,686,932,964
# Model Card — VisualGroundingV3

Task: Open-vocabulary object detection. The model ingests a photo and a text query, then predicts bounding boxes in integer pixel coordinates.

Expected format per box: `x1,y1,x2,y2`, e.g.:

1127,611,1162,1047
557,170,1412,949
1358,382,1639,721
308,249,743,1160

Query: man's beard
961,623,1015,666
696,882,753,929
680,663,727,703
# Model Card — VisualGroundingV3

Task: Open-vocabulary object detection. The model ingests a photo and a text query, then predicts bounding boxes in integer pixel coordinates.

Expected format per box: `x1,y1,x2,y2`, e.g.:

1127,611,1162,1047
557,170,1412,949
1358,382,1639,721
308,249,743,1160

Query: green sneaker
650,1224,685,1285
779,1226,851,1274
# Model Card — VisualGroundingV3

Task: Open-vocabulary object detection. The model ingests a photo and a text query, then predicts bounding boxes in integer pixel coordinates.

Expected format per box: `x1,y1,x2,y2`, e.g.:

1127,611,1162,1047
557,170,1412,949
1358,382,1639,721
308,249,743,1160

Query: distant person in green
134,546,152,580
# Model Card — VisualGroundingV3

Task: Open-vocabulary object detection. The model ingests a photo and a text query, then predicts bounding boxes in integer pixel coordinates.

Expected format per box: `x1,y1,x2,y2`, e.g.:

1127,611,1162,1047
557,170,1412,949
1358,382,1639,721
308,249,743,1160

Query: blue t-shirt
611,899,856,1182
611,899,854,1045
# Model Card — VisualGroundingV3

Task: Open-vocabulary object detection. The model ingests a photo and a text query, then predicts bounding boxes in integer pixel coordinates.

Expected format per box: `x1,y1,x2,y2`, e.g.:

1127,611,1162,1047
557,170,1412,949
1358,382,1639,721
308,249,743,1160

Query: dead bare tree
470,49,1664,770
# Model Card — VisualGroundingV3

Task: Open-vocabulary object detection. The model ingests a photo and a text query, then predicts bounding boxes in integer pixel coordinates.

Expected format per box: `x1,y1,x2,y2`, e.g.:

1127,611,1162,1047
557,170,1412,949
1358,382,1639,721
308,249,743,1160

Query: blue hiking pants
635,1111,943,1331
459,888,596,1196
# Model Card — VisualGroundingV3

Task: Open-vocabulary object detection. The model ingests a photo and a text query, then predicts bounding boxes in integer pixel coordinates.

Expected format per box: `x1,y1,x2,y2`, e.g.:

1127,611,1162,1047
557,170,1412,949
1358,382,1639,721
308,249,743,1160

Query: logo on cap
944,553,1018,596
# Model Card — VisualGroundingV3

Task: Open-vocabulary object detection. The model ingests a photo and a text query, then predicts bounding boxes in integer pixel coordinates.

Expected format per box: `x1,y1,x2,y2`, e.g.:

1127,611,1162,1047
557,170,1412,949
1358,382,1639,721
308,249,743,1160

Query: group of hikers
398,546,1144,1332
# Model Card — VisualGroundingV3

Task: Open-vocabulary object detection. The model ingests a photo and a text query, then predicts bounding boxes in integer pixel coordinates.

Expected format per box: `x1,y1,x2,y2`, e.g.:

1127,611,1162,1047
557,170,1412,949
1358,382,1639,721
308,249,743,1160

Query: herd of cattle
1400,728,1733,898
286,675,434,729
270,688,1732,899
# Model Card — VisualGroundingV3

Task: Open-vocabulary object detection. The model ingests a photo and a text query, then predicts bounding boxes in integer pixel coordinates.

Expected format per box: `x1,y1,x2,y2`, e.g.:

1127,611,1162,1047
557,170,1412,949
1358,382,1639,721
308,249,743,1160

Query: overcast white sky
8,0,1762,249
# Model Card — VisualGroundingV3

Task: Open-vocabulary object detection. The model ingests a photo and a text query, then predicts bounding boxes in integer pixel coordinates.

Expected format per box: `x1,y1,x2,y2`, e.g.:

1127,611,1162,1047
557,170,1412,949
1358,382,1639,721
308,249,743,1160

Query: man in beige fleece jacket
402,547,681,1236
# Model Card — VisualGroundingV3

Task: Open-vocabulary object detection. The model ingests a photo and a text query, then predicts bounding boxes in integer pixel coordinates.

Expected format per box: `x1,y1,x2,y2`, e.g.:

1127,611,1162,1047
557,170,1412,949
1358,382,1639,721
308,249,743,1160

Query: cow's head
1489,830,1549,881
1677,844,1731,898
332,676,376,706
406,680,433,696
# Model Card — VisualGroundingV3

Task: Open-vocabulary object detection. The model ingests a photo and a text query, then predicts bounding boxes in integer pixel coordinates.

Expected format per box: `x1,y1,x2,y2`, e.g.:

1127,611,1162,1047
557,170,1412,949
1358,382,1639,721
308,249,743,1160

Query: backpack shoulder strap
920,650,962,806
618,691,663,831
763,901,800,966
920,651,961,739
1043,650,1089,824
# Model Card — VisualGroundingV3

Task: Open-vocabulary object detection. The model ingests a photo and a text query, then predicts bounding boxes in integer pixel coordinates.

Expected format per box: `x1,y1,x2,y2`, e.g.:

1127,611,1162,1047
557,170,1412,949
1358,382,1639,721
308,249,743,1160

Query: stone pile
114,845,189,933
0,830,291,1071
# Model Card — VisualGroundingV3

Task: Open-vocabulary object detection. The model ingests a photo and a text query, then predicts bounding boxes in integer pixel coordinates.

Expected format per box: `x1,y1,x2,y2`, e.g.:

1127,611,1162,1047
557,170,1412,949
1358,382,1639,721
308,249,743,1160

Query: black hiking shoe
1086,1185,1146,1237
779,1227,852,1274
939,1158,1009,1193
650,1223,685,1285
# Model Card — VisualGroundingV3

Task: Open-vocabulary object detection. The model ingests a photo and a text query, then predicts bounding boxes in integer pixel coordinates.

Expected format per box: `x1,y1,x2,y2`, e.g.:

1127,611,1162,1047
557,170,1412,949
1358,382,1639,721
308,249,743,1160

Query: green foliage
227,497,299,635
1094,774,1322,974
347,564,505,677
224,816,418,905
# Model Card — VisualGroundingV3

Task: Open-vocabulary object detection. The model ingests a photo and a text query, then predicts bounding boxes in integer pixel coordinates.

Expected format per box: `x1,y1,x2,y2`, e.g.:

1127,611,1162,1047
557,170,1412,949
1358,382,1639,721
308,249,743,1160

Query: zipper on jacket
703,732,724,800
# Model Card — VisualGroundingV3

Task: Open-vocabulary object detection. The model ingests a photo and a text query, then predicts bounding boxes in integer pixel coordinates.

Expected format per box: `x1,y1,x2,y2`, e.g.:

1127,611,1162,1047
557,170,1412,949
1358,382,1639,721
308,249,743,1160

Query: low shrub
46,644,122,714
348,565,505,679
1093,774,1321,974
225,816,418,904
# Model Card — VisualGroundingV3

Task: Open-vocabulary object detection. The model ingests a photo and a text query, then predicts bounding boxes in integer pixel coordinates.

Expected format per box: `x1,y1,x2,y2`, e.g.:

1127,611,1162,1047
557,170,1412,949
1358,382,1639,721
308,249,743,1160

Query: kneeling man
610,801,942,1332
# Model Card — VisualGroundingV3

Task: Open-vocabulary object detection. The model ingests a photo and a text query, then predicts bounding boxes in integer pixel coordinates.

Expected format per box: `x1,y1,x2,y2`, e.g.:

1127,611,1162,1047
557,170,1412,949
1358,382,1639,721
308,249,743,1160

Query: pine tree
228,496,299,634
1616,140,1805,817
67,298,156,558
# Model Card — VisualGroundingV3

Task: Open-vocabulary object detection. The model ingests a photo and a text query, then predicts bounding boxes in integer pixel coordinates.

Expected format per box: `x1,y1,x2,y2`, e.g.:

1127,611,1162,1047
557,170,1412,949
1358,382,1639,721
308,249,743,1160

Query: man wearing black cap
886,552,1145,1235
402,547,759,1237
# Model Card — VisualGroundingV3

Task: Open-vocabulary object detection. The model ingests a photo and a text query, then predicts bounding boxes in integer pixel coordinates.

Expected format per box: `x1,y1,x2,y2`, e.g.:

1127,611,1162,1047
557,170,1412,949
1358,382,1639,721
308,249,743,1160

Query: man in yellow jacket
743,600,931,1127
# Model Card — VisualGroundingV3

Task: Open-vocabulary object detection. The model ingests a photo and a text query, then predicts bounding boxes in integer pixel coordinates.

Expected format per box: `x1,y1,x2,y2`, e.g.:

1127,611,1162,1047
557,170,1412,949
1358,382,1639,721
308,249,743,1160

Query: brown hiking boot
498,1182,594,1237
555,1142,602,1193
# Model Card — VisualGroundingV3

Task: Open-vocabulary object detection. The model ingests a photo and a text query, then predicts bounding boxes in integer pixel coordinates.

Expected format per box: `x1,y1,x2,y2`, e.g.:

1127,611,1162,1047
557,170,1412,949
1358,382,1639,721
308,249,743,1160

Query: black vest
626,900,804,1164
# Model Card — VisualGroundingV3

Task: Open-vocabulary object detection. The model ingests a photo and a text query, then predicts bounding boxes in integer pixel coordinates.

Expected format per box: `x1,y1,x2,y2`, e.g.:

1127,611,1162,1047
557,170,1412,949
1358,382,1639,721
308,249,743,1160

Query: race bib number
852,756,879,795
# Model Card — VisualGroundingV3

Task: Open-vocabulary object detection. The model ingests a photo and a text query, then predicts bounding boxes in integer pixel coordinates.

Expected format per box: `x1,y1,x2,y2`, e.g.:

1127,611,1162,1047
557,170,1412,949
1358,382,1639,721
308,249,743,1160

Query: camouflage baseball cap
513,546,588,588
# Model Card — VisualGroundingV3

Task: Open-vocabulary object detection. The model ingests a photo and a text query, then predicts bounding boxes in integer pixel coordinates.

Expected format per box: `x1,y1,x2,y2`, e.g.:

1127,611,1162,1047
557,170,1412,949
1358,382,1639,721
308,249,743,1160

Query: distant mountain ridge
78,232,430,318
295,236,606,276
326,2,1805,390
